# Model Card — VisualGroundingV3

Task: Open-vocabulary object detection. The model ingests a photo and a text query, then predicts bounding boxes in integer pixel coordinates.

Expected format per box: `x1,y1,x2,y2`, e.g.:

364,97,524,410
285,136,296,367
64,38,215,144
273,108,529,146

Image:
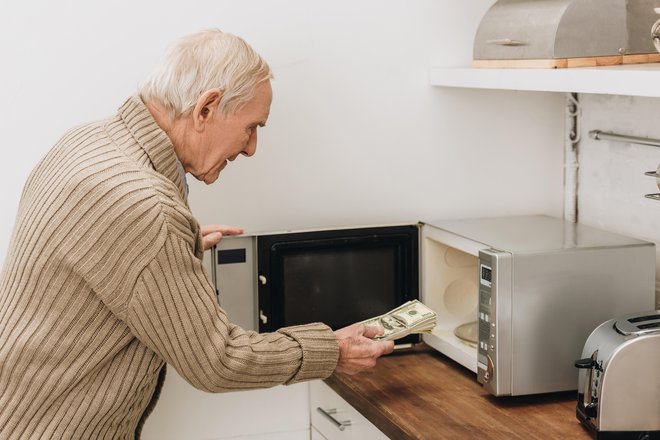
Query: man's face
192,80,272,184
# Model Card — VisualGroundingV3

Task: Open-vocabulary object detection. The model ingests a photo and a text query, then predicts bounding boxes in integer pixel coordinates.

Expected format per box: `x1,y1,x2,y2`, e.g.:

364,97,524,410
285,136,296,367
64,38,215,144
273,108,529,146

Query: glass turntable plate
454,321,478,348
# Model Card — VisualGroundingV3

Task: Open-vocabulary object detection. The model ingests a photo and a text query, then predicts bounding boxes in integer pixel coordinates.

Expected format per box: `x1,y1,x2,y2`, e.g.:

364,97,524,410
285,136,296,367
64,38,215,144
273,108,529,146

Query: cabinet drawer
310,381,389,440
311,426,328,440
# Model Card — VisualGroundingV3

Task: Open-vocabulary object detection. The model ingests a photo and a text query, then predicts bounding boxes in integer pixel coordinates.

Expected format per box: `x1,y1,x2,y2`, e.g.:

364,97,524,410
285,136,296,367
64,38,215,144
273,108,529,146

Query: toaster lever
574,358,599,370
583,403,598,419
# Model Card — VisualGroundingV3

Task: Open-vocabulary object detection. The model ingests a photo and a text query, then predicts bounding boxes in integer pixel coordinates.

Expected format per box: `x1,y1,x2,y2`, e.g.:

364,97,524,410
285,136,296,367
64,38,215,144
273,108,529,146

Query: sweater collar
118,96,187,200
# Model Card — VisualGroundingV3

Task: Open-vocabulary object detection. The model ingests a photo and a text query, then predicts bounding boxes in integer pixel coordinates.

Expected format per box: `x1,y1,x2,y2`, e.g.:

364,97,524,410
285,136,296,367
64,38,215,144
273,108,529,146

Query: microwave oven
212,215,656,396
212,224,420,345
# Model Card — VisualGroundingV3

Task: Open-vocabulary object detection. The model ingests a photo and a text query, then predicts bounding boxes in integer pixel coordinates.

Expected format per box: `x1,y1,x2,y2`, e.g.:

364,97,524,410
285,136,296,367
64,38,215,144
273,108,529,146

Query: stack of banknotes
361,300,436,341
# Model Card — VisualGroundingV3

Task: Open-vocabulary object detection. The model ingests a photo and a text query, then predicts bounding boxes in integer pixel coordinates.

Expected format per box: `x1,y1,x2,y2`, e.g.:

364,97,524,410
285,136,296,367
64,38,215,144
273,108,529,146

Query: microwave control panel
477,248,513,396
477,261,495,388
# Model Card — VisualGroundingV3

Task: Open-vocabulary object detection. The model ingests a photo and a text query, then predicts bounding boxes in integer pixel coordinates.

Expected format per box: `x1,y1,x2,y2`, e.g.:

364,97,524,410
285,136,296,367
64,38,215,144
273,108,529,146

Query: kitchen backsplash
578,93,660,307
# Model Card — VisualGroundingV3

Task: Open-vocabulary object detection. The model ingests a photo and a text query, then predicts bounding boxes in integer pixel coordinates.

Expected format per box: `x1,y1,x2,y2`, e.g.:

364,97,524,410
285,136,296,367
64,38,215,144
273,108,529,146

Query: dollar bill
361,300,436,341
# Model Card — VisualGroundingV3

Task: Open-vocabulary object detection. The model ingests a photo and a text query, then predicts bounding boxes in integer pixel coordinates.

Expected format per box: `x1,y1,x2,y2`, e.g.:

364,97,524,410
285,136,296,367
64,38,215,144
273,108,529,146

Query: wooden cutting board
473,53,660,68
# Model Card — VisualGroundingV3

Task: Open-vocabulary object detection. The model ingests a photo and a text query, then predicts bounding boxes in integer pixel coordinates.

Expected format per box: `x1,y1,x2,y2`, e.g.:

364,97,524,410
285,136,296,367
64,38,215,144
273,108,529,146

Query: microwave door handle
211,244,220,304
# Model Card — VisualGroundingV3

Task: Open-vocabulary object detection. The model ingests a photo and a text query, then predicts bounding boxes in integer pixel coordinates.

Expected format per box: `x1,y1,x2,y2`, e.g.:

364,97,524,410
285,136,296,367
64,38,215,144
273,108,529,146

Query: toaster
575,311,660,439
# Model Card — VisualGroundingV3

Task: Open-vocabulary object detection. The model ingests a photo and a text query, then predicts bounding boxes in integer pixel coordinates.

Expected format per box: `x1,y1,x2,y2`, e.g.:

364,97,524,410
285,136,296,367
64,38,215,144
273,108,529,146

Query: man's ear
192,88,223,131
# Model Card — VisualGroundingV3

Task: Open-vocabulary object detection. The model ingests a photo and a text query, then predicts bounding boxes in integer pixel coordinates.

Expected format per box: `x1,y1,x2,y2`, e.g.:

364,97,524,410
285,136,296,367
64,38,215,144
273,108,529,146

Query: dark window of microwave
257,225,418,334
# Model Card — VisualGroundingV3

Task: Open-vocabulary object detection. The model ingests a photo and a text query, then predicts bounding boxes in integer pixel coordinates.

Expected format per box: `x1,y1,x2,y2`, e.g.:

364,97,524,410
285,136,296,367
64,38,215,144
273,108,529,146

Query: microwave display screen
282,247,396,329
481,266,492,284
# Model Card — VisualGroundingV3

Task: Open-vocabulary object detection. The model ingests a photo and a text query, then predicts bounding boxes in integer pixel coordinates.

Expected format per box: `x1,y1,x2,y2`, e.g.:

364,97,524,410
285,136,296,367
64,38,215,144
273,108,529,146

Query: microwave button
480,312,485,320
485,314,490,323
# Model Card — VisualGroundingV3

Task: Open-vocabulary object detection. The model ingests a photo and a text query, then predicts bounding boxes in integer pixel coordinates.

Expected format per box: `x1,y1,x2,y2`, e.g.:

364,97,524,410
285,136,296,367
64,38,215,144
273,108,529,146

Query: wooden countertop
324,343,592,440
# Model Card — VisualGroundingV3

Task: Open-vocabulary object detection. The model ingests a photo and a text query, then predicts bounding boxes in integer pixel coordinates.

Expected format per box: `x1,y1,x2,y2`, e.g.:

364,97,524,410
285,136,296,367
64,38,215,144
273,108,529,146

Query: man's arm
127,231,393,391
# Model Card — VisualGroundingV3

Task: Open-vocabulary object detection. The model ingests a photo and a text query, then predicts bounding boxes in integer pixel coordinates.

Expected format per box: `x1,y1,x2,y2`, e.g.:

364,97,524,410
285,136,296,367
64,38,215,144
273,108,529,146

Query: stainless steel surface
579,349,600,410
214,235,258,331
425,215,656,396
628,1,660,54
590,129,660,148
316,407,351,431
474,0,660,60
578,312,660,432
512,245,654,395
653,14,660,52
474,0,624,60
614,310,660,335
424,215,649,253
644,167,660,201
478,249,513,396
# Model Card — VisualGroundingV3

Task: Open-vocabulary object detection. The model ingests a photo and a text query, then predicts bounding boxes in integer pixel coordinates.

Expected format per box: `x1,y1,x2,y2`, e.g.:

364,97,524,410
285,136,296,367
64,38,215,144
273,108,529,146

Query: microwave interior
420,226,482,373
256,225,419,344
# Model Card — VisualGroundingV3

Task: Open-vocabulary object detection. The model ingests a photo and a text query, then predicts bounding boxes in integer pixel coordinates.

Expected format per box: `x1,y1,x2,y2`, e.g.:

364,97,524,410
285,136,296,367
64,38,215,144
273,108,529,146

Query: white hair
139,29,272,120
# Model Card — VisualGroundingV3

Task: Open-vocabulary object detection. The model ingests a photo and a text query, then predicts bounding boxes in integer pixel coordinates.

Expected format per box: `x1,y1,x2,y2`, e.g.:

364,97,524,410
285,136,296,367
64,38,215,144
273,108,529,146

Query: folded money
361,299,436,341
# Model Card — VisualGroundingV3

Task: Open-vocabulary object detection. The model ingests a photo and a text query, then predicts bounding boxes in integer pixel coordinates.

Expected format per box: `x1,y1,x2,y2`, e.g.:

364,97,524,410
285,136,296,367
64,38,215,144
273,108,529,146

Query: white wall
0,0,563,260
1,1,568,439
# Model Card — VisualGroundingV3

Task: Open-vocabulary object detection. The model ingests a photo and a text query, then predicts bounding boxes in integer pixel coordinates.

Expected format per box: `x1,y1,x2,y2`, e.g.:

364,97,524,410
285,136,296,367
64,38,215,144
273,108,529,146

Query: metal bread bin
473,0,660,68
576,311,660,438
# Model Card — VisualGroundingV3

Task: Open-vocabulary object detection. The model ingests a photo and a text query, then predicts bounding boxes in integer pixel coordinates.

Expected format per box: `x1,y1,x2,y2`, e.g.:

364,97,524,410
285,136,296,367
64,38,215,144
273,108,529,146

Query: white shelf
429,64,660,98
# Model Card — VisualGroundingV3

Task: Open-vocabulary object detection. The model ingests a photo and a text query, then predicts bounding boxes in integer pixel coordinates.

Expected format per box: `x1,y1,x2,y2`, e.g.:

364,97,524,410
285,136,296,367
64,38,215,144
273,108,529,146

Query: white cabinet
218,430,310,440
142,372,311,440
309,381,389,440
312,427,328,440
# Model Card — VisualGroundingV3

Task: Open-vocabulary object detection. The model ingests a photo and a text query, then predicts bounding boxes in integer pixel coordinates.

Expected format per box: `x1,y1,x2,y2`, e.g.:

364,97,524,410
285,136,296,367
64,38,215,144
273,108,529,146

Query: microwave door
256,225,420,342
420,224,487,373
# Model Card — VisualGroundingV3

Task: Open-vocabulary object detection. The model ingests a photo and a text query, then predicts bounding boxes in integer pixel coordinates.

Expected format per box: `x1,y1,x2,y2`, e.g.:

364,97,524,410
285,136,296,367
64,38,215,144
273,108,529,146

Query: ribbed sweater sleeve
127,231,339,392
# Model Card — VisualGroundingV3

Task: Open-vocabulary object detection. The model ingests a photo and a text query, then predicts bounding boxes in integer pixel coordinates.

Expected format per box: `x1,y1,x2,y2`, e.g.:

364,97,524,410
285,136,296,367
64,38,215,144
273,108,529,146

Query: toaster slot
615,311,660,336
627,314,660,323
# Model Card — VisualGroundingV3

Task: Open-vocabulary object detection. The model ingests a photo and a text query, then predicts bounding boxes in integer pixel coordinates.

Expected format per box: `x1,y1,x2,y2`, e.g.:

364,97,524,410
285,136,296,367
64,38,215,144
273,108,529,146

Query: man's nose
242,131,257,157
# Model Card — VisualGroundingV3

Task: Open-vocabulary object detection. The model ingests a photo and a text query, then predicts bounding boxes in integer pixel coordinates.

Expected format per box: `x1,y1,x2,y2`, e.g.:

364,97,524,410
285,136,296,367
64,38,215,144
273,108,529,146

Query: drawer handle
316,407,351,431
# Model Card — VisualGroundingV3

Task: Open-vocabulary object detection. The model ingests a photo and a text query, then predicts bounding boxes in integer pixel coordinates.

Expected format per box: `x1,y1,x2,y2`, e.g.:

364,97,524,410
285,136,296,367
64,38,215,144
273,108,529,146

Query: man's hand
201,224,244,251
333,323,394,375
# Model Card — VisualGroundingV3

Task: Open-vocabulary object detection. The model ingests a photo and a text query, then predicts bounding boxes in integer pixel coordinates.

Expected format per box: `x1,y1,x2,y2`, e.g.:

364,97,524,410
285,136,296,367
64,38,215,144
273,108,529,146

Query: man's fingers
202,232,223,251
345,337,393,359
381,340,394,355
333,324,394,375
201,224,244,236
362,325,385,339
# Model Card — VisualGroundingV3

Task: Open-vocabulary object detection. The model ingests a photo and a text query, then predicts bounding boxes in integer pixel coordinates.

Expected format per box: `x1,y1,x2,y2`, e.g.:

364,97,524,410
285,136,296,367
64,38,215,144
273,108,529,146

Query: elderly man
0,29,393,439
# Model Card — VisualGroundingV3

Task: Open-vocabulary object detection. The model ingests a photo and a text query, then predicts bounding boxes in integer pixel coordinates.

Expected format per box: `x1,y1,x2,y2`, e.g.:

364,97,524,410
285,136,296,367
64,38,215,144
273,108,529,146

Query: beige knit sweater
0,96,339,439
